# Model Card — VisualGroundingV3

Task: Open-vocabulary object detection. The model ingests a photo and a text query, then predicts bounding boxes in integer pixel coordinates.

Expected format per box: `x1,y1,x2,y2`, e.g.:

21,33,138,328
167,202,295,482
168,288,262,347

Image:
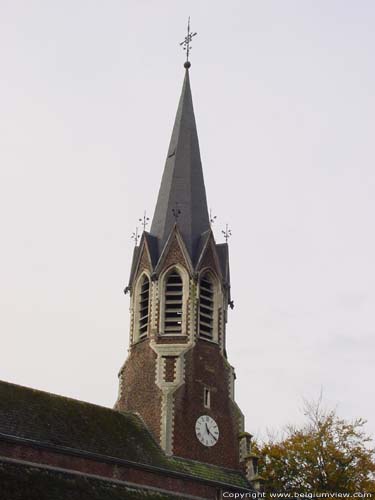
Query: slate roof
127,68,232,292
150,68,210,262
0,380,250,491
216,243,230,284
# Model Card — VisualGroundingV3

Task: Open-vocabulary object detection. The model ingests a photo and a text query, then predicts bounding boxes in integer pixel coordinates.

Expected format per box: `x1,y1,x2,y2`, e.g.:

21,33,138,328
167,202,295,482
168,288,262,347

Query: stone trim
132,270,152,344
132,238,153,287
218,307,225,354
158,264,190,337
155,226,194,276
150,338,195,456
228,365,235,402
150,279,159,336
196,267,223,344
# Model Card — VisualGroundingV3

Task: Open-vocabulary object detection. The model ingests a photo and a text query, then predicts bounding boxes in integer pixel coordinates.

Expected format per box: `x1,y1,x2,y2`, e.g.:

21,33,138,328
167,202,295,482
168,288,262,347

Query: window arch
199,272,215,339
138,274,150,339
163,269,183,335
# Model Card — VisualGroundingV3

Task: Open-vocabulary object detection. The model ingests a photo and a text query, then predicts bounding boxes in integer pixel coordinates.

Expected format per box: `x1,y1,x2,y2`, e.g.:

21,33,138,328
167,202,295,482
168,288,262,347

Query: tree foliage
255,398,375,494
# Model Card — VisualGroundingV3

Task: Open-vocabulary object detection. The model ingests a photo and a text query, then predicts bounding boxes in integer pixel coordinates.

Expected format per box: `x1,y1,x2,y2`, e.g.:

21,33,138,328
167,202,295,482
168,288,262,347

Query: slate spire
150,68,210,261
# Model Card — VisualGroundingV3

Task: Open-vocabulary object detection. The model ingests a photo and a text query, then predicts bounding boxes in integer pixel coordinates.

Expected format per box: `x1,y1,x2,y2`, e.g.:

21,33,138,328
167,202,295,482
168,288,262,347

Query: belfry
116,58,259,484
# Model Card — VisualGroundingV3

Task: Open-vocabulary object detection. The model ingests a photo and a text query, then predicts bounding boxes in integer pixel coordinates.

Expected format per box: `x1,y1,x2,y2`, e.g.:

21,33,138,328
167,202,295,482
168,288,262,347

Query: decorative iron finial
180,17,197,68
139,211,150,232
222,224,232,243
131,227,140,246
209,209,217,226
172,203,181,222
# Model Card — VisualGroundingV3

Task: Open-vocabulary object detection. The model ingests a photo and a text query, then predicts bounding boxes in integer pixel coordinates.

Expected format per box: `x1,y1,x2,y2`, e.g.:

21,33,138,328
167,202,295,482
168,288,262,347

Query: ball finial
184,61,191,69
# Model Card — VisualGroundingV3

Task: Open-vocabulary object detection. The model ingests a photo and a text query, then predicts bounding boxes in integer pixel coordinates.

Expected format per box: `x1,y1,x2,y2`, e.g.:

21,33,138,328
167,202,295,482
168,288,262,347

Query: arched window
138,275,150,338
199,273,214,339
164,270,183,334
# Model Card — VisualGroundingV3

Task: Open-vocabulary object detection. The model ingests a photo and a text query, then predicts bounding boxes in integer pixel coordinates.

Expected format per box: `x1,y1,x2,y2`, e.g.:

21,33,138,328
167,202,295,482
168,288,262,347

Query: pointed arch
164,269,183,334
198,269,222,343
133,272,151,342
159,264,190,336
199,271,214,339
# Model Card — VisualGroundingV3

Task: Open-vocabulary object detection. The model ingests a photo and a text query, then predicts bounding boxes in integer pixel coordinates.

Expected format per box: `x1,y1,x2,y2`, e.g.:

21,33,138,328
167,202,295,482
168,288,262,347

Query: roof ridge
0,379,133,416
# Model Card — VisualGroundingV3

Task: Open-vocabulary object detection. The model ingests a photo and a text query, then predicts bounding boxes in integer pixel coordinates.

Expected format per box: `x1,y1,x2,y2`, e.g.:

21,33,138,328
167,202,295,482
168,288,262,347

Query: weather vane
172,203,181,222
131,227,140,246
209,209,217,226
222,224,232,243
139,211,150,232
180,17,197,67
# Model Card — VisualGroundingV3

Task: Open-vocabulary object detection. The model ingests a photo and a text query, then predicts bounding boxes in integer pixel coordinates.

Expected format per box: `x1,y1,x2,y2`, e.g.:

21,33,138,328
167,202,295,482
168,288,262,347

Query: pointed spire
150,68,210,261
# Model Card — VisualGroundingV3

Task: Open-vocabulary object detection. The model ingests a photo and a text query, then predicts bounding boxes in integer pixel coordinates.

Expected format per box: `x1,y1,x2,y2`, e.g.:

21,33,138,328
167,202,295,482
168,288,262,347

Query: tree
255,397,375,495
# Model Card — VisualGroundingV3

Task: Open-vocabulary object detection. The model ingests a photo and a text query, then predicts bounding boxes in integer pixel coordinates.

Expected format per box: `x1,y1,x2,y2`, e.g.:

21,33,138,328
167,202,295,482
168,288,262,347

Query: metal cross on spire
222,224,232,243
131,227,140,246
209,209,217,226
180,17,197,68
139,211,150,232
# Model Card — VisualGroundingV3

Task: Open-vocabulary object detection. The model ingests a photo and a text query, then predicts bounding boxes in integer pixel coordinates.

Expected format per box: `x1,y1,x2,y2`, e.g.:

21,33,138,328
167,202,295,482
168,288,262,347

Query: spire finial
139,211,150,232
222,224,232,244
131,227,140,247
180,17,197,68
209,209,217,226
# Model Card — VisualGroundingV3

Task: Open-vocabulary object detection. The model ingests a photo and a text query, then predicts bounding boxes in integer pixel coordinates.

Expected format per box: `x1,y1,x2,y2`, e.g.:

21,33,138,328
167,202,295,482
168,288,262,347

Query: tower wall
116,231,245,470
172,339,241,469
116,342,162,443
117,67,249,476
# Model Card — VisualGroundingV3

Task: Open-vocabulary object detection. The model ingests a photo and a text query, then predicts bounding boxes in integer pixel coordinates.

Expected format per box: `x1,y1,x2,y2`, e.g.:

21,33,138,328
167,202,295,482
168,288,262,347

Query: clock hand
205,424,218,442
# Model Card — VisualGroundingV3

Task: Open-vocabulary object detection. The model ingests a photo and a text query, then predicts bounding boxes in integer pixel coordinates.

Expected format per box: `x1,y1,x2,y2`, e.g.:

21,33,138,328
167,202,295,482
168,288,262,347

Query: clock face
195,415,219,447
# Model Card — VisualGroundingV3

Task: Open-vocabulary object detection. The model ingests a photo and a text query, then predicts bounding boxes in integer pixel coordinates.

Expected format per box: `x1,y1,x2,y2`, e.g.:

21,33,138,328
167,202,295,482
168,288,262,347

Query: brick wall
173,339,240,469
116,340,162,442
0,440,218,499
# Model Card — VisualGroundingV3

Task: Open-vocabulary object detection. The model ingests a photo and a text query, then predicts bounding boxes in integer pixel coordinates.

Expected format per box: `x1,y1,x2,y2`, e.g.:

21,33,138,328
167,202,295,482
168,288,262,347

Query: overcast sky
1,1,374,442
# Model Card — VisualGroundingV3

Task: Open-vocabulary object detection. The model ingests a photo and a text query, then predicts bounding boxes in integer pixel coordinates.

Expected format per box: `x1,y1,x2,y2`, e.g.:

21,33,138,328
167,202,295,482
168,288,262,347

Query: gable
155,229,192,275
196,235,223,281
130,239,153,288
134,245,152,282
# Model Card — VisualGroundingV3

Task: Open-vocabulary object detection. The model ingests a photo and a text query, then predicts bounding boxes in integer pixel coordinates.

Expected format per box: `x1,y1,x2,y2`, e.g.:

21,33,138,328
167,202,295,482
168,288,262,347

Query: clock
195,415,219,447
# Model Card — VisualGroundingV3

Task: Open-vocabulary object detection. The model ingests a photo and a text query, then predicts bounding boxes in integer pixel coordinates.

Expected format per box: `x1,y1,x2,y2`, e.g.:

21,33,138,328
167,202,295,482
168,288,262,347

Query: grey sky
1,1,374,441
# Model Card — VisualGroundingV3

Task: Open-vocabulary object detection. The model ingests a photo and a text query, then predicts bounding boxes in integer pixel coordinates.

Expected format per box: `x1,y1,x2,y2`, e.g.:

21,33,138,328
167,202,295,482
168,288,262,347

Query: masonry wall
0,440,219,499
172,339,240,470
116,340,162,443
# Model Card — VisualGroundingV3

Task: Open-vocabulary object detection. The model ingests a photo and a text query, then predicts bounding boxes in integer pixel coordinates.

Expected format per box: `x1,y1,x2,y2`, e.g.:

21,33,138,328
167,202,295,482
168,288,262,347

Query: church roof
0,458,185,500
150,68,210,262
0,380,250,490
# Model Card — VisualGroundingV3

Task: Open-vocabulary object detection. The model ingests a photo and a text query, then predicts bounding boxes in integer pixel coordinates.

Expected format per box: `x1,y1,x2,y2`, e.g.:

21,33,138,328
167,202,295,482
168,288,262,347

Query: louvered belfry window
164,270,183,334
138,275,150,338
199,273,214,339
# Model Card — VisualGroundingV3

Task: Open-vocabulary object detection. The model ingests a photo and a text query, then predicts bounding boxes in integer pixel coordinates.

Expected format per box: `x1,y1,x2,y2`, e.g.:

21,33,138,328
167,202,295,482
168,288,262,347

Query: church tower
116,62,257,479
